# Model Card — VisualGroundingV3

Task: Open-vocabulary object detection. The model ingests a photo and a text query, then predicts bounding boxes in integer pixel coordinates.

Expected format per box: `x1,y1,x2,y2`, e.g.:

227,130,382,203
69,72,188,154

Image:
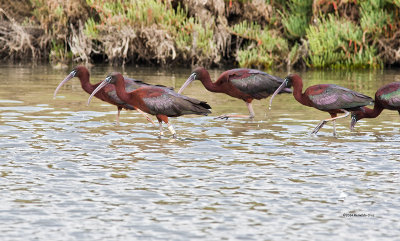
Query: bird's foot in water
167,125,177,139
214,115,230,120
215,114,254,120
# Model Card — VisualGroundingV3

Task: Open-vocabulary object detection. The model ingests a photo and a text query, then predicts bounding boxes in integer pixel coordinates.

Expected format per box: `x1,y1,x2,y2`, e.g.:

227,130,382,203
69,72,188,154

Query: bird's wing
106,89,135,110
308,85,374,111
124,77,174,90
377,82,400,107
105,80,141,110
140,87,211,117
228,69,284,98
106,77,174,111
385,93,400,107
123,77,148,90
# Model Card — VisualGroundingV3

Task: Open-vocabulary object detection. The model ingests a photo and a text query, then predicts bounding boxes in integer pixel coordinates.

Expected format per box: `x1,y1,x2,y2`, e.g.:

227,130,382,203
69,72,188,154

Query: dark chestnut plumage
88,72,211,138
54,66,156,125
269,74,374,136
351,82,400,129
178,67,291,119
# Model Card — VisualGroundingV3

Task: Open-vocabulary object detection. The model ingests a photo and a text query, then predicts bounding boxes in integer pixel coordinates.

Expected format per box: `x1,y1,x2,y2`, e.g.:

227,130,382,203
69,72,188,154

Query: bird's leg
167,122,177,139
247,102,255,119
158,121,164,136
311,120,328,134
311,110,349,135
156,115,169,137
134,107,156,127
332,120,337,137
156,115,176,138
116,107,122,125
215,102,255,120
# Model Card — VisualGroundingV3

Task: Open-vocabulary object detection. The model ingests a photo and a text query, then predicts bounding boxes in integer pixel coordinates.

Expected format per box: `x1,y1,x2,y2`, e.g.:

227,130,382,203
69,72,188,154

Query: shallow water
0,64,399,240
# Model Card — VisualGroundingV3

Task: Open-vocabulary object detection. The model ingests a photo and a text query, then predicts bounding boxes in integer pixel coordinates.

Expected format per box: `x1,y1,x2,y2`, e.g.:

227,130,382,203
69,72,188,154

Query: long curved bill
178,73,196,94
269,79,289,109
53,70,76,98
87,76,111,106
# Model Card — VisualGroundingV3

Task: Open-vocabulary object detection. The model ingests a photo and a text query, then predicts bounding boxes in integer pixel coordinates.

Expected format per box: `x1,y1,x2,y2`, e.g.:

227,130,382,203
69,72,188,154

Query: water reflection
0,64,399,240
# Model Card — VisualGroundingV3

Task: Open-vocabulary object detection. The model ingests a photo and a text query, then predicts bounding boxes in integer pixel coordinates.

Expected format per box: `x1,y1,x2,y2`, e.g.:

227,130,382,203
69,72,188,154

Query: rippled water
1,64,399,240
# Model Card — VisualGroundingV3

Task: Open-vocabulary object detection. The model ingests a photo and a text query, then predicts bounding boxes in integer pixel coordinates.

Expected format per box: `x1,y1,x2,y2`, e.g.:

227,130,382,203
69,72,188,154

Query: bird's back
103,78,142,110
136,86,211,117
306,84,374,111
124,77,173,91
376,82,400,110
224,69,288,99
105,77,173,110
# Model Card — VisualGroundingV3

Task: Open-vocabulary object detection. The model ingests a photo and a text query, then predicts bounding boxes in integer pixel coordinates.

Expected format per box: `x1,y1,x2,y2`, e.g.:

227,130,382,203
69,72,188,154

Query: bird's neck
79,72,96,94
201,74,220,92
292,80,309,106
114,79,131,103
360,103,384,119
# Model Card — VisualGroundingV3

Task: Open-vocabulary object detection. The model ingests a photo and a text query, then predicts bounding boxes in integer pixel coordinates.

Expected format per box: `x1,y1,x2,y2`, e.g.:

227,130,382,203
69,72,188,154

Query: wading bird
178,67,292,119
54,66,155,125
269,74,374,136
87,72,212,138
350,82,400,130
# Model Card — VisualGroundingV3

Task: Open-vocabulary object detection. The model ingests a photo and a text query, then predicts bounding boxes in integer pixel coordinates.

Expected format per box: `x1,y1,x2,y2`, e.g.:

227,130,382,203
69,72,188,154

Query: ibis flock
54,66,399,138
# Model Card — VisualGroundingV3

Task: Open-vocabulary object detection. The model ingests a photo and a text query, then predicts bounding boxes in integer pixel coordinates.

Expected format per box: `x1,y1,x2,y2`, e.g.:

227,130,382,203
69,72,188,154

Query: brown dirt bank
1,0,400,70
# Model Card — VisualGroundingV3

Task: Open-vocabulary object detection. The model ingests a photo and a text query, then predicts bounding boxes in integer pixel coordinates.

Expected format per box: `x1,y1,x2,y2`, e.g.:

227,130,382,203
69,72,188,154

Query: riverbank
1,0,399,69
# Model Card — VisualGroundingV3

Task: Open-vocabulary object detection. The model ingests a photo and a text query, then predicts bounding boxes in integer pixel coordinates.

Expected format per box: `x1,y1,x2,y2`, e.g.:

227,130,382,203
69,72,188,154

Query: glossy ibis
87,72,212,138
269,74,374,136
350,82,400,130
54,66,155,125
178,67,291,119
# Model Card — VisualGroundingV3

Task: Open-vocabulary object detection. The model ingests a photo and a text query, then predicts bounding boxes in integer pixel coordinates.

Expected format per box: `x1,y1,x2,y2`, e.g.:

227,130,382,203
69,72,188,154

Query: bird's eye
284,78,289,86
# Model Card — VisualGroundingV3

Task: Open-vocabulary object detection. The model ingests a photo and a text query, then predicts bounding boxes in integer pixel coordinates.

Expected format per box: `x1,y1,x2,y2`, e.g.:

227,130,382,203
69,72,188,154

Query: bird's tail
192,102,212,116
199,102,211,110
180,101,211,116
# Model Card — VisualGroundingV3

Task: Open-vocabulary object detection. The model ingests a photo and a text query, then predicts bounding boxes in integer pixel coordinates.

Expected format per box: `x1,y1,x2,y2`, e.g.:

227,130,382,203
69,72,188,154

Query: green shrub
231,20,289,69
306,15,381,68
281,0,313,39
360,0,393,39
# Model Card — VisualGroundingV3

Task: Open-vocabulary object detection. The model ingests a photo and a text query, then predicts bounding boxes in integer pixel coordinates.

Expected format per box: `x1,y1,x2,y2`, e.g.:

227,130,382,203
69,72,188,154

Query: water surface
0,64,399,240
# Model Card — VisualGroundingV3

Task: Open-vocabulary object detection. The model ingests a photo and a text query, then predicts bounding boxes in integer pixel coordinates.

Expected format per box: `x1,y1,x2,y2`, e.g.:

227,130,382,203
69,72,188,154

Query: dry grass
0,8,36,60
0,0,399,69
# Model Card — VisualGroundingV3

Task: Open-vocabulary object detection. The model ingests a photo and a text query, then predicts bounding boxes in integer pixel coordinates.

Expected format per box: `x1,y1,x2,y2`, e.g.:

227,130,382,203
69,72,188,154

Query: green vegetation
0,0,400,69
281,0,313,39
82,0,217,65
306,15,381,68
231,20,289,69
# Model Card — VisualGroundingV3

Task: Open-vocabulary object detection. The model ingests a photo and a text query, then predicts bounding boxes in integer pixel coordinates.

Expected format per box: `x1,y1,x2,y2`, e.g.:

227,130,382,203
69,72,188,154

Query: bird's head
87,72,121,106
350,109,363,131
282,74,300,89
178,67,206,94
268,74,300,109
53,66,88,98
71,66,87,78
104,72,122,84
